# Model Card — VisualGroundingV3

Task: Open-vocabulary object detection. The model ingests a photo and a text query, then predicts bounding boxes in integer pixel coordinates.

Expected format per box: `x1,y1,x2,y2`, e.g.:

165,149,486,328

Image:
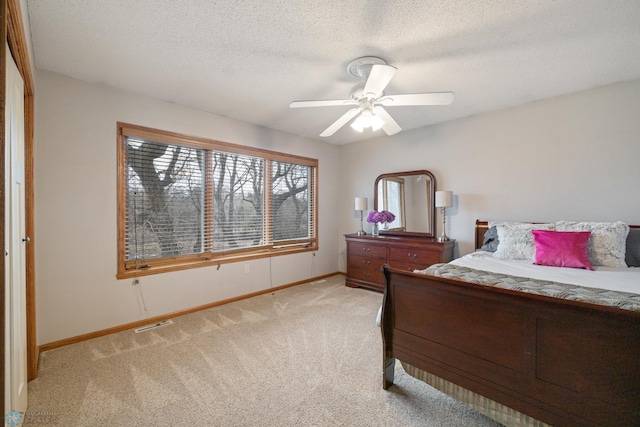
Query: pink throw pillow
532,230,594,270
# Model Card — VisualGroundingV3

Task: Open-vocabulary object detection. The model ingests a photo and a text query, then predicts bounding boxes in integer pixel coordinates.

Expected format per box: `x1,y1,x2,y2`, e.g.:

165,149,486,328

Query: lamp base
357,210,367,236
438,206,450,242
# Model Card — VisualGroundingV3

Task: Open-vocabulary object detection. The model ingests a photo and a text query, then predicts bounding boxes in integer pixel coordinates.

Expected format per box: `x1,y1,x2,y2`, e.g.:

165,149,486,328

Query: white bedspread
451,251,640,295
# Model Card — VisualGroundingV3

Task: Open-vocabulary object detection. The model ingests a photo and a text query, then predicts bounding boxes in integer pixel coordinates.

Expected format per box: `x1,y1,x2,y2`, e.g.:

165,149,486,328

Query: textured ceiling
26,0,640,144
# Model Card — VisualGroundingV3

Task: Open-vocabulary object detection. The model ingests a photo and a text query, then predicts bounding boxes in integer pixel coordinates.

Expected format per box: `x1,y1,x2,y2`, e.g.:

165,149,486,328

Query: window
117,123,317,278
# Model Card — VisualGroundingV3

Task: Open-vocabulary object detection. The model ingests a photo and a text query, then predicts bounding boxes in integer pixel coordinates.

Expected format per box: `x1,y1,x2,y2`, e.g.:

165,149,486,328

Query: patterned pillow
555,221,629,268
494,223,555,261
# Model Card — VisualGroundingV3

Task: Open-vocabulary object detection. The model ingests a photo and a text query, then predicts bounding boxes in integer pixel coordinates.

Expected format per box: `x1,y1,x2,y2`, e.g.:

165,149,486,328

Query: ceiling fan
289,56,454,137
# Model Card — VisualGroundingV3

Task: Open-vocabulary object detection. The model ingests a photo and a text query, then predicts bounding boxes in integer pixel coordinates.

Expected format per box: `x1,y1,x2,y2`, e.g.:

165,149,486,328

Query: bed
380,220,640,427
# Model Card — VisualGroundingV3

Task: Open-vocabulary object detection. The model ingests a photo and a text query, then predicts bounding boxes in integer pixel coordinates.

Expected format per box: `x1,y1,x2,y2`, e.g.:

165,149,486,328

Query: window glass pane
272,161,310,242
126,138,205,261
211,152,265,251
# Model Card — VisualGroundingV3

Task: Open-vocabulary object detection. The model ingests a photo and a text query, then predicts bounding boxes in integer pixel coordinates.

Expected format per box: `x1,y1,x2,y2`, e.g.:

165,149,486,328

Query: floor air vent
134,320,173,333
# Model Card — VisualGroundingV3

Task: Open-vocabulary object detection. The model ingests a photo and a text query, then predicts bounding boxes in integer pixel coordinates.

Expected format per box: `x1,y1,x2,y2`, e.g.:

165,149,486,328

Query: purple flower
366,211,381,223
381,210,395,223
367,210,395,224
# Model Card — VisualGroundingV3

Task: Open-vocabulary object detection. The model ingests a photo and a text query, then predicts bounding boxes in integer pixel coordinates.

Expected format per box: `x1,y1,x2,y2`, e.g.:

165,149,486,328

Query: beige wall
35,69,640,345
339,78,640,266
34,70,342,344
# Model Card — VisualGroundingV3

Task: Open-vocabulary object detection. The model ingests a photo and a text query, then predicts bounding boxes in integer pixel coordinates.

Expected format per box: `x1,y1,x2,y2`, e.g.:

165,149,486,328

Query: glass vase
371,222,379,237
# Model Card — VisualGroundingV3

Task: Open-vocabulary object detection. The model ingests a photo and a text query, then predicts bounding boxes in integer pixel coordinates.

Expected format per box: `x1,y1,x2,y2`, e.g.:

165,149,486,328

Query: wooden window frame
117,123,318,279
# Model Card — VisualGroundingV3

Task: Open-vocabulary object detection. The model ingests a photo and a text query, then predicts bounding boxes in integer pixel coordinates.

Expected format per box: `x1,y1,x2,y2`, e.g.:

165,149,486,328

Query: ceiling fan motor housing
349,83,379,101
347,56,388,79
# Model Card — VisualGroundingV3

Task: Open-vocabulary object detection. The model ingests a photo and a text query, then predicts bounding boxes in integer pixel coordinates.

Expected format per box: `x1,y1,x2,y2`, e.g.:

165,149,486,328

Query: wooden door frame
2,0,36,418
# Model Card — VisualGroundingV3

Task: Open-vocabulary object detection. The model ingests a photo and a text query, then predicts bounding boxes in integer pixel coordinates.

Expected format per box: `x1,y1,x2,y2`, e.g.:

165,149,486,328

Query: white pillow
494,223,555,261
488,220,523,228
555,221,629,267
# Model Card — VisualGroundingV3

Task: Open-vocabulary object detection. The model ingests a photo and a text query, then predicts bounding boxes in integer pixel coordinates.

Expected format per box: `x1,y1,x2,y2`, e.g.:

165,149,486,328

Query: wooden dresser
345,234,455,291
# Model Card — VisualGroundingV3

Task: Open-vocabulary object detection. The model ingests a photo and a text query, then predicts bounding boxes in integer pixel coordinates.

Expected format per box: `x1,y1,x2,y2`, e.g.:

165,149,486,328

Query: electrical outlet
244,264,251,274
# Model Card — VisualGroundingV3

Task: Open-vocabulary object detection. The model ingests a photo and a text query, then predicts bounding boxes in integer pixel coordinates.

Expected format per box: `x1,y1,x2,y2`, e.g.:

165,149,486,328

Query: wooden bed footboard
381,265,640,427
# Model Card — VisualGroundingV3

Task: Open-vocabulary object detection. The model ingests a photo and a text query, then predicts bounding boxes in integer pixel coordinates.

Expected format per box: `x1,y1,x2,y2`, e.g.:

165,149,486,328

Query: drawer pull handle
362,260,371,265
408,253,417,258
364,273,370,278
362,248,370,252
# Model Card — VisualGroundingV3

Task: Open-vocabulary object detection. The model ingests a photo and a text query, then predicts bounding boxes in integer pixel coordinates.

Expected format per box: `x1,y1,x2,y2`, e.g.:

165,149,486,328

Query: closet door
4,43,28,418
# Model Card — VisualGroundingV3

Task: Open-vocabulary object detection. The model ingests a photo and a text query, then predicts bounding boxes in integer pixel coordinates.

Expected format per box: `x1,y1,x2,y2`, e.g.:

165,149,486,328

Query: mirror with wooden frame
374,170,436,238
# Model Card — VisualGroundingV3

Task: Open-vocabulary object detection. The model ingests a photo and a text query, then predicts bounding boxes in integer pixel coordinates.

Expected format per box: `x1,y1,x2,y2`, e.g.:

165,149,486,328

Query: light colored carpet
26,275,500,426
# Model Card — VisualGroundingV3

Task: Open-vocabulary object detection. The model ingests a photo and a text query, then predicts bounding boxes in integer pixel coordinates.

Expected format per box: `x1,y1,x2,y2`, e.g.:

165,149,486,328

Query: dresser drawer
348,266,385,286
389,247,442,266
347,242,386,259
349,254,385,271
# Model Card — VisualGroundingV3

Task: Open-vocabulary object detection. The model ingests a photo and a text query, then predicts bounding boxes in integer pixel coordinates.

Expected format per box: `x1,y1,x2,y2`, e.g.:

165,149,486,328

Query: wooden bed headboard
474,220,489,250
475,220,640,251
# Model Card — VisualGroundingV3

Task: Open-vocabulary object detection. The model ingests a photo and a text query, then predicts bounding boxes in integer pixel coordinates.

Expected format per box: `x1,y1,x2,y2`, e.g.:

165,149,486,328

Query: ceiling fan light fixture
350,118,364,133
370,114,385,131
350,109,385,133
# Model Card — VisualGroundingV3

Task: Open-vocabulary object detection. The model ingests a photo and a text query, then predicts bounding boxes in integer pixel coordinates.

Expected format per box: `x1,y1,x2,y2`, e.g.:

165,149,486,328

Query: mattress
418,253,640,312
450,250,640,294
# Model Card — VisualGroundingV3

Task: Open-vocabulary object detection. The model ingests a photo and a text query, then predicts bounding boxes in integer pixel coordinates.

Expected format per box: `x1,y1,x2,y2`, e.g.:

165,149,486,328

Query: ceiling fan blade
378,92,454,106
290,99,357,108
374,107,402,136
363,64,397,98
320,108,361,137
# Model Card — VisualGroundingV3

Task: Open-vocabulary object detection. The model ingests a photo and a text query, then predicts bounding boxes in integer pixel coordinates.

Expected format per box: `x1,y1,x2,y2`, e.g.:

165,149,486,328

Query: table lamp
435,191,453,242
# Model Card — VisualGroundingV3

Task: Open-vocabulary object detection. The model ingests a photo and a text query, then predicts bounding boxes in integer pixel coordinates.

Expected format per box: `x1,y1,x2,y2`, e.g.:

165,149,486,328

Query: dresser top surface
345,233,455,246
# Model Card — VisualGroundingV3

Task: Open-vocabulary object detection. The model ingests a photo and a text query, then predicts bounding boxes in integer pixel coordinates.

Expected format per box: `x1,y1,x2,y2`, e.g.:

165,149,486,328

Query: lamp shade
355,197,368,211
435,191,453,208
